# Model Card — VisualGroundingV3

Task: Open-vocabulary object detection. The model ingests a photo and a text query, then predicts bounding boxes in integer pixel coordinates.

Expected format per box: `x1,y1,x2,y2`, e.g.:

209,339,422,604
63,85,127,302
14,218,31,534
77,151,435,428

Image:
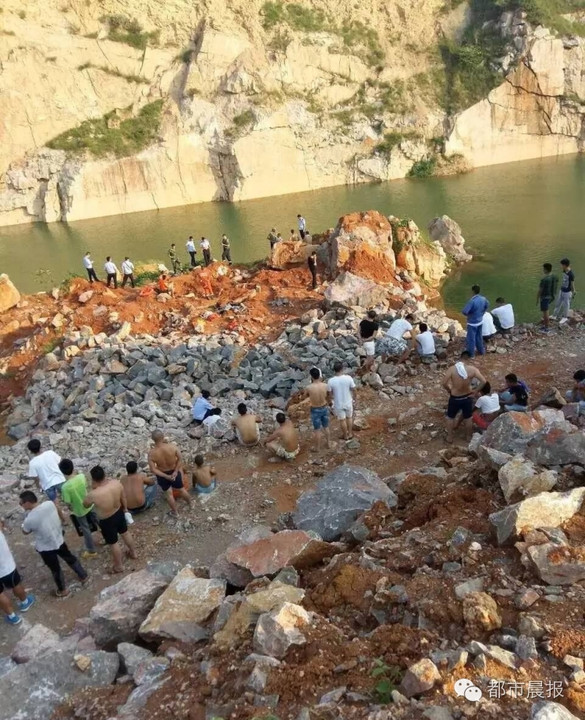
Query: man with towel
442,351,486,444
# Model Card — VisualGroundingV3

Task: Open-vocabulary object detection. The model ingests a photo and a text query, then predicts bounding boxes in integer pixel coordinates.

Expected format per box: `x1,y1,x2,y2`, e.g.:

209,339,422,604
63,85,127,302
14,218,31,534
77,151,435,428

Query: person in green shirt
537,262,558,332
58,459,98,558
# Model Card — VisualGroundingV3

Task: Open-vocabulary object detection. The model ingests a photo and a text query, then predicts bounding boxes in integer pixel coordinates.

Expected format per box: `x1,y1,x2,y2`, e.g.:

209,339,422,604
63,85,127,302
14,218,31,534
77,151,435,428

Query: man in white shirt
200,237,211,267
121,257,135,288
104,256,119,289
192,390,221,425
378,314,414,363
491,297,515,334
297,214,307,240
0,522,36,625
186,236,197,267
327,361,356,441
83,252,99,283
481,311,497,342
20,491,87,598
27,439,65,501
415,323,436,362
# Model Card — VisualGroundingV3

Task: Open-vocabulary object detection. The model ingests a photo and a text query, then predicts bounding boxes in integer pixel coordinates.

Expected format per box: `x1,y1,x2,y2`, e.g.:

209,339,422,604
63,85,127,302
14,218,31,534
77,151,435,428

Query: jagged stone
428,215,472,264
481,410,572,456
253,603,310,659
117,643,154,679
531,701,580,719
11,624,61,664
323,272,388,309
527,543,585,586
0,274,21,313
498,455,557,503
400,658,441,697
462,592,502,634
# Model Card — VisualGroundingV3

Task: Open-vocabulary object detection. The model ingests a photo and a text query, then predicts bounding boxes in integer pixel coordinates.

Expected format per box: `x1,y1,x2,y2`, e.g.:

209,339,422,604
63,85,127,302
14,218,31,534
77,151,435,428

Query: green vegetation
76,62,149,84
370,659,401,704
375,130,421,157
233,110,255,129
42,337,63,355
18,10,26,19
268,28,291,52
134,269,161,286
260,1,384,66
177,48,194,63
332,109,354,128
408,157,438,178
100,14,160,50
488,0,585,35
46,99,164,157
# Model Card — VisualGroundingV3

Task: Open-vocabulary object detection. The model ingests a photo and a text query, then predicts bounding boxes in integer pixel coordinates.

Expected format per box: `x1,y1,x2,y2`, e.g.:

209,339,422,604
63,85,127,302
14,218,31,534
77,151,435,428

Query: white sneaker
559,318,568,325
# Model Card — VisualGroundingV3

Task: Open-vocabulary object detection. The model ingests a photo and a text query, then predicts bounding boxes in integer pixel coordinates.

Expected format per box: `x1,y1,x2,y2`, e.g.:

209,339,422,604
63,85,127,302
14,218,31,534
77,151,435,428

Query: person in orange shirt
157,273,174,297
199,269,214,298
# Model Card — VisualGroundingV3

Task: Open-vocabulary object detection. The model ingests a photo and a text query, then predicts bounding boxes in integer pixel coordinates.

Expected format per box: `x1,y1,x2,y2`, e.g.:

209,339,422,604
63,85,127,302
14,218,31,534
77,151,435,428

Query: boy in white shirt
415,323,436,363
104,256,119,289
0,522,36,625
121,257,135,288
473,382,501,431
481,311,497,342
491,297,515,333
327,362,356,441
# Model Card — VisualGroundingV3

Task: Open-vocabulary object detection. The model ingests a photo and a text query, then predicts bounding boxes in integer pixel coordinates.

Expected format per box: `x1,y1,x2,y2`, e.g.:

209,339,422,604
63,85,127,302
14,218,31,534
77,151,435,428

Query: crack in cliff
24,109,38,149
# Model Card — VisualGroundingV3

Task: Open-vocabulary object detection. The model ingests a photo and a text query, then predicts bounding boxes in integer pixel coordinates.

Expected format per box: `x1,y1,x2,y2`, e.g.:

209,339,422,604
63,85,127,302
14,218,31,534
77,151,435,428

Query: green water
1,154,584,320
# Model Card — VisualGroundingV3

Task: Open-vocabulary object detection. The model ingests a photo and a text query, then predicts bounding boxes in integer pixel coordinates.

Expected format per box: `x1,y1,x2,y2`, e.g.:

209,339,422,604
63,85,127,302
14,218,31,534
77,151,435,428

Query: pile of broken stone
3,409,585,720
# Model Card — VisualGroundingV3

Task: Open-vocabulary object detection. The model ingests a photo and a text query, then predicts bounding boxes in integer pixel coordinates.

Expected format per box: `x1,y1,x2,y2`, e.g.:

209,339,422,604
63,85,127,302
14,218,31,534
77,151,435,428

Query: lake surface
1,154,584,321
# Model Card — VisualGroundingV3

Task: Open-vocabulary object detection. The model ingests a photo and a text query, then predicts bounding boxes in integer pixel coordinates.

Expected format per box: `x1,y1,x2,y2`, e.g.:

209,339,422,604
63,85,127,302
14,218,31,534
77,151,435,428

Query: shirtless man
192,455,217,495
232,403,261,446
120,461,157,515
264,413,300,462
148,430,191,516
84,466,137,573
306,367,331,452
442,351,486,444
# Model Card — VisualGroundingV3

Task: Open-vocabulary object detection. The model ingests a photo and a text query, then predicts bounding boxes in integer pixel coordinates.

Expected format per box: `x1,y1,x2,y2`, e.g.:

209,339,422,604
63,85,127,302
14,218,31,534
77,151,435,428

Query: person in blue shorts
306,367,332,452
192,455,217,494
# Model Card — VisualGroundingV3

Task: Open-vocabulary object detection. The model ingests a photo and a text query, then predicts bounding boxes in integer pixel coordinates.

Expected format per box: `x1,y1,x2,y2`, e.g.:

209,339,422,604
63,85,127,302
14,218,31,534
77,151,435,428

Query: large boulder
528,543,585,586
0,650,118,720
323,271,388,309
293,465,397,541
11,624,62,664
0,274,20,313
390,216,447,286
531,701,580,719
498,456,558,503
328,211,396,281
271,240,318,269
462,592,502,634
400,658,441,698
224,530,337,578
525,428,585,467
481,410,573,456
139,569,226,642
253,602,310,659
428,215,472,264
89,563,179,648
489,488,585,545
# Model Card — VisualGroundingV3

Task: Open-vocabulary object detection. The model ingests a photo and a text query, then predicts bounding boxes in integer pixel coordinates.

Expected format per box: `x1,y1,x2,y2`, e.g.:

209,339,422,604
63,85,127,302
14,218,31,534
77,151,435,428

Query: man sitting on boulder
377,314,414,364
264,413,300,462
566,369,585,414
499,373,529,412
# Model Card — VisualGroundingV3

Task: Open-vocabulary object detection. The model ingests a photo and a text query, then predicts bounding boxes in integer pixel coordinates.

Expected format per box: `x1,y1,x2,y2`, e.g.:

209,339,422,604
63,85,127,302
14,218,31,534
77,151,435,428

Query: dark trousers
171,259,181,274
309,266,317,289
222,247,232,263
86,269,99,283
203,249,211,266
39,543,87,592
189,251,196,267
193,407,222,425
300,230,306,240
106,273,118,289
121,273,135,288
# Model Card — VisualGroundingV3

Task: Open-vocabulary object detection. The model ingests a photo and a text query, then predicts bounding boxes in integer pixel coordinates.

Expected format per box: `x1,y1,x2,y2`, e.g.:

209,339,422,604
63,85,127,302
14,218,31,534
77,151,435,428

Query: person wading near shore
121,257,135,288
327,361,356,441
148,430,192,516
84,467,137,573
186,236,197,267
443,351,486,444
462,285,489,357
58,459,99,558
0,521,36,625
83,252,99,283
359,310,379,373
537,263,558,332
554,258,576,325
232,403,261,446
297,214,307,240
306,367,331,452
264,413,300,462
308,250,318,290
20,491,88,597
201,237,212,266
221,235,232,264
121,461,158,515
104,256,119,289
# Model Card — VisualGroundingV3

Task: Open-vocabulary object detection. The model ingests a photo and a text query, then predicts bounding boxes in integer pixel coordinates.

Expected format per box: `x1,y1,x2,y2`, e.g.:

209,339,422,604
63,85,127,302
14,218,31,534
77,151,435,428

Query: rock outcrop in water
0,2,584,226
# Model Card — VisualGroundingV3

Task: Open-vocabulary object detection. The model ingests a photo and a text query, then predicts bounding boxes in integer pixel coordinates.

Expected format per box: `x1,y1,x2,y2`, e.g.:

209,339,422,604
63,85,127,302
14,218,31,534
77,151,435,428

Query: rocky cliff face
0,1,583,227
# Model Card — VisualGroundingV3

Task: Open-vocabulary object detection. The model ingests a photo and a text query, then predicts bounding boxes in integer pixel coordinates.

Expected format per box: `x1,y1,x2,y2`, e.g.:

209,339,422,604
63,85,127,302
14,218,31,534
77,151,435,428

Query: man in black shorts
84,466,137,573
0,520,36,625
442,351,486,444
148,430,192,516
